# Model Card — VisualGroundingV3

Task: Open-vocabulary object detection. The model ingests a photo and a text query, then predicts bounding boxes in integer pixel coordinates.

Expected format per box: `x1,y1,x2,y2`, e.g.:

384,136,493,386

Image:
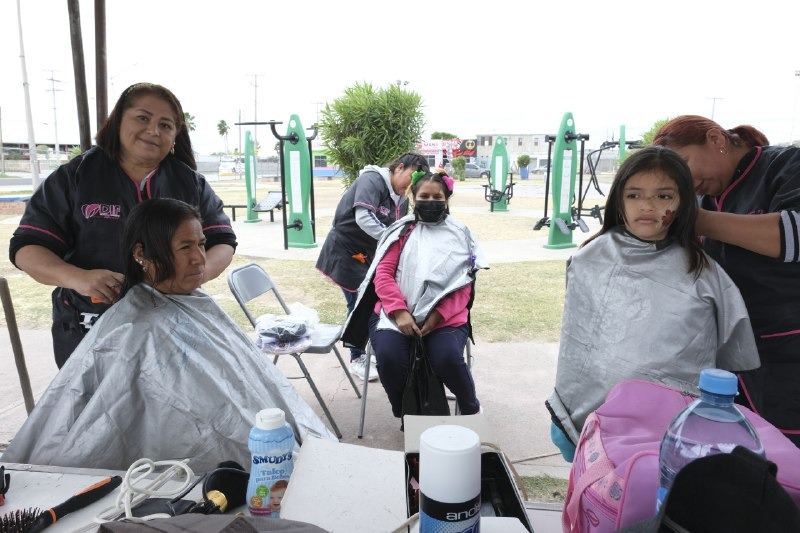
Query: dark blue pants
342,289,366,362
369,313,480,418
342,289,365,362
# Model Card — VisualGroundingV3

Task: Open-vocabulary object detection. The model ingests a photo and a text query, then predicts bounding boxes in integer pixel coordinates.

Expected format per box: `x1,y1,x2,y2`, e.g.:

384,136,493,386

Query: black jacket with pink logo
700,145,800,338
701,145,800,442
10,146,236,271
9,146,237,365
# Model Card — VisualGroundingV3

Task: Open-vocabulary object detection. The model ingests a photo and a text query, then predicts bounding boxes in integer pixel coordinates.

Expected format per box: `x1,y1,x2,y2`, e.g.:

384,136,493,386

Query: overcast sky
1,0,798,155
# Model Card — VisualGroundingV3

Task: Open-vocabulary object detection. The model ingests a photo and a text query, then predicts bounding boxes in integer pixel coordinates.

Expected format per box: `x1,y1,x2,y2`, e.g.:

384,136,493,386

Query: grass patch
0,179,569,340
521,474,568,503
0,234,567,342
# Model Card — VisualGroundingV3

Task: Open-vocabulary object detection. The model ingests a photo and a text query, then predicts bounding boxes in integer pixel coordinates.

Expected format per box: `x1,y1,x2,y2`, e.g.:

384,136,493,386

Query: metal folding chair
227,263,360,439
357,340,473,438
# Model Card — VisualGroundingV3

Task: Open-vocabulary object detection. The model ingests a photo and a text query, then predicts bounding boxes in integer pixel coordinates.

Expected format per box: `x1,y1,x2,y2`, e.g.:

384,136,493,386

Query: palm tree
217,120,230,153
183,112,196,132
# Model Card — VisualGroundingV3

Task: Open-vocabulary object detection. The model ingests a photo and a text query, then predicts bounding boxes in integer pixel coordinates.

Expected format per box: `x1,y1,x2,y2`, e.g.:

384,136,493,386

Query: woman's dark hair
120,198,202,297
410,171,454,199
96,82,197,169
387,152,429,174
653,115,769,150
585,146,709,276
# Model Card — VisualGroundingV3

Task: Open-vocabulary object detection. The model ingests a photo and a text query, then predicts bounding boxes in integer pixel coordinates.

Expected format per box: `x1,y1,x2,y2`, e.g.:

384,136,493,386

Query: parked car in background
445,162,491,179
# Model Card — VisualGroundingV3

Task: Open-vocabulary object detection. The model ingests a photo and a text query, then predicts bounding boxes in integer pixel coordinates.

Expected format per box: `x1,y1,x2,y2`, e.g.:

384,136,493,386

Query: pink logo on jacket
81,203,121,220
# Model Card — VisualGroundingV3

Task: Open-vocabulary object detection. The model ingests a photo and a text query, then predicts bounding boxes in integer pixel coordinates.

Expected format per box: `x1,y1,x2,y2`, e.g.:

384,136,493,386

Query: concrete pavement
0,199,606,485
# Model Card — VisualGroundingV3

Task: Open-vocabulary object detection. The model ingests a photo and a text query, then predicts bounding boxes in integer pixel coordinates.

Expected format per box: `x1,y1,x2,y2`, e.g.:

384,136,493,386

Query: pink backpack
562,379,800,533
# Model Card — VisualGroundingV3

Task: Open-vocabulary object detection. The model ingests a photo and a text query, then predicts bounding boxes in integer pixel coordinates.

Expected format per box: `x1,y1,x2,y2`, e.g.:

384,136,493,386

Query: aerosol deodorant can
419,425,481,532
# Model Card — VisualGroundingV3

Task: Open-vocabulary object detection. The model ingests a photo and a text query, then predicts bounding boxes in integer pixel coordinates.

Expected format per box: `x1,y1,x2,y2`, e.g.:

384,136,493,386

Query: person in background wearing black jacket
9,82,237,368
316,152,429,381
654,115,800,447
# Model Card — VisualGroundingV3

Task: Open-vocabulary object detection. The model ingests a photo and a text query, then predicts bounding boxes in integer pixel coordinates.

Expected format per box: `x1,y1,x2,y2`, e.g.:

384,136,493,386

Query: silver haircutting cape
2,284,336,471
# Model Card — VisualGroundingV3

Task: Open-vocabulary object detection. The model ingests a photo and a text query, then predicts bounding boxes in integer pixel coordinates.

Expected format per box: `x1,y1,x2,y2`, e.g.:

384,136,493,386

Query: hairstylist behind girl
654,115,800,447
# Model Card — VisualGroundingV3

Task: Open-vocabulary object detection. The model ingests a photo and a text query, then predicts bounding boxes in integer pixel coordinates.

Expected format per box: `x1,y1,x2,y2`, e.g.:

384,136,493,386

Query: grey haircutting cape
1,284,336,471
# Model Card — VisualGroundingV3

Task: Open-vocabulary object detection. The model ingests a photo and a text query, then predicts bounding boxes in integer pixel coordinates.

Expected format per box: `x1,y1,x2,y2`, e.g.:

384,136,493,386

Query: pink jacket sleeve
435,285,472,325
373,237,407,316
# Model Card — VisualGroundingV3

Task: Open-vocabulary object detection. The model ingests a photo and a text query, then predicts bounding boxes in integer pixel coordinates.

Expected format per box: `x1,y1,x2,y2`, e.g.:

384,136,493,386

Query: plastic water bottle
419,425,481,533
246,408,295,517
656,368,764,511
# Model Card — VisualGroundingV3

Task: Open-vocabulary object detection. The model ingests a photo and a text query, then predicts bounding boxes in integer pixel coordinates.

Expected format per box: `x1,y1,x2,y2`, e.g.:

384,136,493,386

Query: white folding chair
227,263,361,439
357,340,473,439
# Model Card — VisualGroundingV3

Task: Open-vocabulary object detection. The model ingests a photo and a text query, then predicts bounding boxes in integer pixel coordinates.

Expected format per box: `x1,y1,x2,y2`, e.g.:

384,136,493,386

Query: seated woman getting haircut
1,198,335,472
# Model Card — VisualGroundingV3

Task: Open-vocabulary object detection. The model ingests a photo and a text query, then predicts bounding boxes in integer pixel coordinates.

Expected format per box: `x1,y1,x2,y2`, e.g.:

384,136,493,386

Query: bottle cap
419,424,481,503
699,368,738,396
255,408,286,430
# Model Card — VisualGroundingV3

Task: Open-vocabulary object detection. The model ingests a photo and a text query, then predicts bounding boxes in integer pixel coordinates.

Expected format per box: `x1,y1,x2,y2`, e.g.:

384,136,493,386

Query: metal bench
224,191,286,222
253,191,286,221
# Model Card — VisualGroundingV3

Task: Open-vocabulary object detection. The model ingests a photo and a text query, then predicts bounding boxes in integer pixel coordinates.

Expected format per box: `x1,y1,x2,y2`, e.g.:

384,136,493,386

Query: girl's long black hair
584,146,708,276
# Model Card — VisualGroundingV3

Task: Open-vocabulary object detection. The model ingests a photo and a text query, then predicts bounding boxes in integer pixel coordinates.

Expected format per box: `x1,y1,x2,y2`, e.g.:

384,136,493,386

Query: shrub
318,82,424,187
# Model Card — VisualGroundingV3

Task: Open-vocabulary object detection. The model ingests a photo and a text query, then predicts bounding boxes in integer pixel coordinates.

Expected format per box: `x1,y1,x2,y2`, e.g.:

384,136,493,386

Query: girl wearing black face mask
315,152,429,382
342,170,489,423
413,174,450,223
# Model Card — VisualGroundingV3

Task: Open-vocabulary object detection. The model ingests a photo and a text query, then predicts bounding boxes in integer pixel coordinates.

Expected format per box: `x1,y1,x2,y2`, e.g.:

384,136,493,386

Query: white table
0,462,203,532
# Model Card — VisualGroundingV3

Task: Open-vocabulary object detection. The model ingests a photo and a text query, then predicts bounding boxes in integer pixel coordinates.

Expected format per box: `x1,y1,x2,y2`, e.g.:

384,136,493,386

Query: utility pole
248,74,262,149
0,106,5,175
16,0,40,189
707,97,724,120
314,101,324,124
45,70,63,158
790,70,800,146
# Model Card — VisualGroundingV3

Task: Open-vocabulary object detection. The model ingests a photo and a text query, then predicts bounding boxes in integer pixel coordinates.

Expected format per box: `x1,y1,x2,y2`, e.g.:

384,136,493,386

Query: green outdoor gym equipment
487,136,511,212
544,112,589,249
269,115,316,249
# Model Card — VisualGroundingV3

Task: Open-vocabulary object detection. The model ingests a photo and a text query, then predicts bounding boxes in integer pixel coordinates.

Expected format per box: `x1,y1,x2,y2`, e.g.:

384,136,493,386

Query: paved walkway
0,183,607,483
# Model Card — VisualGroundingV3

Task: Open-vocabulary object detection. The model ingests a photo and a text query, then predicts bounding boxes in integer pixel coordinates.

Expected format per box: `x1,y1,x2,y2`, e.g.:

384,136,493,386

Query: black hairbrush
0,476,121,533
0,508,41,533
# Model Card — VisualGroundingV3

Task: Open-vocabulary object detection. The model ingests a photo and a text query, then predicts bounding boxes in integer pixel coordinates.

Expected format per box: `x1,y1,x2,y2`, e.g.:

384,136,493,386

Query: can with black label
419,425,481,532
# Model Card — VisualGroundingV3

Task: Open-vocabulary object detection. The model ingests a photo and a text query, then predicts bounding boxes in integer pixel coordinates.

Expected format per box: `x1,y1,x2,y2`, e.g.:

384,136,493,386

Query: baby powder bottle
246,408,295,517
419,424,481,532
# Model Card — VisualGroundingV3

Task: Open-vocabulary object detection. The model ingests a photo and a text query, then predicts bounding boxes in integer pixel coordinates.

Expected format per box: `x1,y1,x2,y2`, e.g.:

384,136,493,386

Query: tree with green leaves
318,82,424,186
451,156,467,181
217,120,230,153
431,131,459,140
183,112,196,132
641,118,671,146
